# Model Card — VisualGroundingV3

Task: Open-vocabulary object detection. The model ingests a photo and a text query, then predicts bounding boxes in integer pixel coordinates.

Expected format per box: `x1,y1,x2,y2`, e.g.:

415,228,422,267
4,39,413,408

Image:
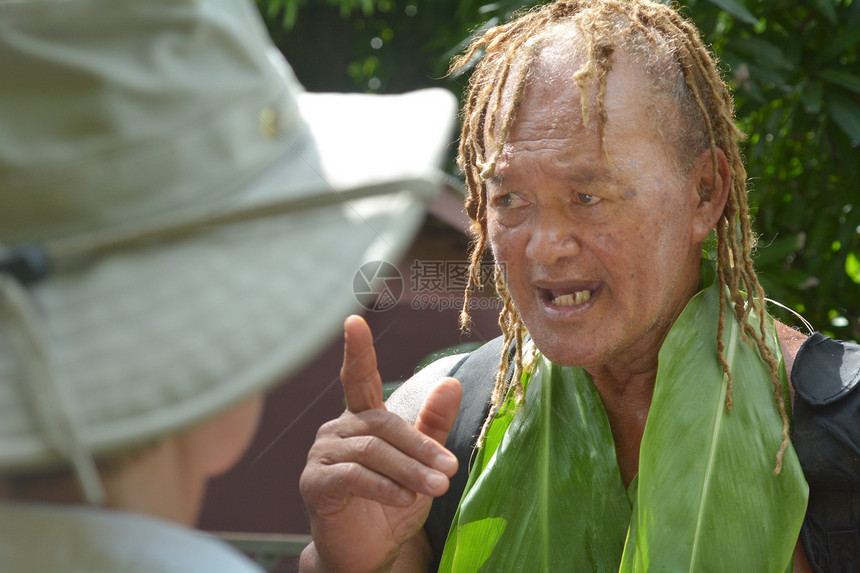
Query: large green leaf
820,69,860,96
827,91,860,141
816,20,860,63
439,357,631,571
732,37,795,72
619,273,808,572
702,0,758,26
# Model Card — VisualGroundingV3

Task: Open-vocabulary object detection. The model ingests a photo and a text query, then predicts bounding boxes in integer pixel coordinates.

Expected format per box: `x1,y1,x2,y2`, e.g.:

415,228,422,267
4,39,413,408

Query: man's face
485,50,706,372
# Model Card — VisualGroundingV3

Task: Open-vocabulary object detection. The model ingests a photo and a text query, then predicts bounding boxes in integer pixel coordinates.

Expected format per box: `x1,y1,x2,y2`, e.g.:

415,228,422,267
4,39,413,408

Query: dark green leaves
827,91,860,141
703,0,759,25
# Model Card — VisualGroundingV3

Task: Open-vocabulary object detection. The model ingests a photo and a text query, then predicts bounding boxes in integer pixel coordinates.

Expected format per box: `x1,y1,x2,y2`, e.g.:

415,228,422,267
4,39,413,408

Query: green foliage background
260,0,860,342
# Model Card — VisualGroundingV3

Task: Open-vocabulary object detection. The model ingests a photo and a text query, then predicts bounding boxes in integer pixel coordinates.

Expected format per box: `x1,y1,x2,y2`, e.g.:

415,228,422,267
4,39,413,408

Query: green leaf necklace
439,263,808,572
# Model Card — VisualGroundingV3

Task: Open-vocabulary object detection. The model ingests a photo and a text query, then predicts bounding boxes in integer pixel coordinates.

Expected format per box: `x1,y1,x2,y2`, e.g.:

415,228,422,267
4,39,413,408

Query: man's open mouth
550,289,592,306
537,282,602,308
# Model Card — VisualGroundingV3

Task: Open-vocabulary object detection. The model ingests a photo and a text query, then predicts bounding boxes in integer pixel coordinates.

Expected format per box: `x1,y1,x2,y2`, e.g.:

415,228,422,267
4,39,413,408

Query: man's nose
524,210,581,266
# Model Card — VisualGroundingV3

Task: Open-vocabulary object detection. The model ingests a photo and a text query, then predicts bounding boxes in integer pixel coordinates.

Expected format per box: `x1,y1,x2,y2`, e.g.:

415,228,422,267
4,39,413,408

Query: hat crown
0,0,457,479
0,0,303,244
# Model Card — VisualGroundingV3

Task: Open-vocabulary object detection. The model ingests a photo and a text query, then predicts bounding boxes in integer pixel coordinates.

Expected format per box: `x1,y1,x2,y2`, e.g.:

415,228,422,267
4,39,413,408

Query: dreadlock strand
716,223,735,410
477,269,527,447
459,230,486,332
479,47,535,179
595,46,613,161
484,60,514,161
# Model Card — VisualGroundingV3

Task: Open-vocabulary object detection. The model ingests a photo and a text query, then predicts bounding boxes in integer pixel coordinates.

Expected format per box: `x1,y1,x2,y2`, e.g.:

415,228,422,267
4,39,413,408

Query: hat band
0,176,439,285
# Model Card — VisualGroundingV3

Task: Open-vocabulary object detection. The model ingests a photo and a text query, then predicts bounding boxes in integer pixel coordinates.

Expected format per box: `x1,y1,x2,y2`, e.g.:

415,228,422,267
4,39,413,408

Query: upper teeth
552,290,592,306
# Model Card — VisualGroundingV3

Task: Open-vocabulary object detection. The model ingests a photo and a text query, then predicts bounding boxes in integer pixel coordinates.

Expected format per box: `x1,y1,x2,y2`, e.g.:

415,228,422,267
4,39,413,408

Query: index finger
341,314,385,413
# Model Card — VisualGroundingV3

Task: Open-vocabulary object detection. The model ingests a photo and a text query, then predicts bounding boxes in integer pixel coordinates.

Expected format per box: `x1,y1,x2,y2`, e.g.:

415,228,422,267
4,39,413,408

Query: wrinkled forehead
485,31,660,154
487,27,589,126
483,54,576,162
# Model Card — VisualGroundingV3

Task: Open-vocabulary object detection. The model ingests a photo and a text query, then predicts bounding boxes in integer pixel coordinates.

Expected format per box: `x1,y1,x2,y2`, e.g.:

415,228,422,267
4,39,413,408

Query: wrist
299,541,396,573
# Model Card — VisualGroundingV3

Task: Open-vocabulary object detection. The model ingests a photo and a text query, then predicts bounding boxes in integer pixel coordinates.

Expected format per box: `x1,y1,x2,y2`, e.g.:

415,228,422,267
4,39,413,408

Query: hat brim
0,87,457,471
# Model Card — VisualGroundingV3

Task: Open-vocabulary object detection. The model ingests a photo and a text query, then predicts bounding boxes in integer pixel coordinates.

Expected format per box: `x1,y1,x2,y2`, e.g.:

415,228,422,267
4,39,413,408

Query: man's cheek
487,220,514,256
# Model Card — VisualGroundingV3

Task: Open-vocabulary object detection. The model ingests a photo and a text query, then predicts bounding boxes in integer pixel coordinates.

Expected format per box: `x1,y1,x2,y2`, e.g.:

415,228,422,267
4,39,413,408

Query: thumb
414,377,462,449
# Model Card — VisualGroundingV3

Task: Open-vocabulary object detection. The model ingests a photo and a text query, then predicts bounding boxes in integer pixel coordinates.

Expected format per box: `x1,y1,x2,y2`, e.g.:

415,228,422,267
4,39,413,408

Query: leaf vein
688,318,738,570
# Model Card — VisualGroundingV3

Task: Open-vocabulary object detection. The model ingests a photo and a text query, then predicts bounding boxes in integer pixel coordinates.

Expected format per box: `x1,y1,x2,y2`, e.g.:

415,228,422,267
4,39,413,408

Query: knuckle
350,409,397,437
317,411,368,440
373,474,399,498
413,433,440,461
298,466,320,500
376,411,406,434
316,451,337,466
352,434,380,459
418,407,448,431
337,462,363,487
397,460,421,485
316,418,341,439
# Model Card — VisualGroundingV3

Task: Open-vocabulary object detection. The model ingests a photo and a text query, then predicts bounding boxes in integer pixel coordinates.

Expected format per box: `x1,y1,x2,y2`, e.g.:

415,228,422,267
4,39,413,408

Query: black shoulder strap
790,332,860,573
424,335,507,570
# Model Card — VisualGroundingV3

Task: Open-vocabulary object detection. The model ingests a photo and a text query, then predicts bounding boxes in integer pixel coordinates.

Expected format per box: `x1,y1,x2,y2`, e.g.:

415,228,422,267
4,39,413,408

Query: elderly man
300,1,858,571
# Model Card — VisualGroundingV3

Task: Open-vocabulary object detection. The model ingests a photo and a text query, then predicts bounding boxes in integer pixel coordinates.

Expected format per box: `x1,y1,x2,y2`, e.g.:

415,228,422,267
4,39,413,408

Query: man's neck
582,344,663,489
589,368,654,488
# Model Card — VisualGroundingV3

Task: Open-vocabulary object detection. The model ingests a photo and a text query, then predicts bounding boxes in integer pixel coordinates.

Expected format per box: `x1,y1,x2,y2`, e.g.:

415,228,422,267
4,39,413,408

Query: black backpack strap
424,335,508,571
790,332,860,573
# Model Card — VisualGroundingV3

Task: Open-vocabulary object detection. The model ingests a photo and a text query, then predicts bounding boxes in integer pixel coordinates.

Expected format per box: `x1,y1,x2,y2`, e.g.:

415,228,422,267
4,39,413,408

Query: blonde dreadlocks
453,0,791,473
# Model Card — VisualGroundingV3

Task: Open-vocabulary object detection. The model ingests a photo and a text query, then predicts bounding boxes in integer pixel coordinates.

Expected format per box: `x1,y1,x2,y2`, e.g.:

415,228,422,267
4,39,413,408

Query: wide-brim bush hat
0,0,457,498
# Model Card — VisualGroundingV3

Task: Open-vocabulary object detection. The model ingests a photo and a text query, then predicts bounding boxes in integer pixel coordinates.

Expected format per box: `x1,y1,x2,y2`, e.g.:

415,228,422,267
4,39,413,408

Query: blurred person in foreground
0,0,456,570
299,1,860,572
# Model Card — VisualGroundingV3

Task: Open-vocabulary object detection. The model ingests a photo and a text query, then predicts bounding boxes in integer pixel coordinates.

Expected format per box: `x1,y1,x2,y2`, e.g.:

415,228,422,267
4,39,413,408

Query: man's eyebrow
487,173,505,185
566,167,607,184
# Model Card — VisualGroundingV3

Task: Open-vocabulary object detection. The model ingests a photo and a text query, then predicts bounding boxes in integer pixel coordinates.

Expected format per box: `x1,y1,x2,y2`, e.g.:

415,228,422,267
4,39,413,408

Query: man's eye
576,193,602,206
494,193,526,209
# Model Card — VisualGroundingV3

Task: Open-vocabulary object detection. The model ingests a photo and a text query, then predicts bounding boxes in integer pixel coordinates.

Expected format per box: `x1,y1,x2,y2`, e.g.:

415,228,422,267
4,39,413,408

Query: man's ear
690,148,731,243
182,394,264,479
